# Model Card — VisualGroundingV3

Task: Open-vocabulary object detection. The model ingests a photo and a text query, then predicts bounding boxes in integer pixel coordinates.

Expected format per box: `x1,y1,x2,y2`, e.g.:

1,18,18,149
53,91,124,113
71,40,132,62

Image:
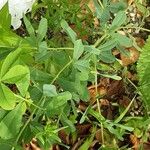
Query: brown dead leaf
100,99,110,106
100,99,113,120
24,139,41,150
120,47,140,66
76,124,92,137
88,85,107,104
136,37,145,47
119,96,131,108
30,142,41,150
78,101,88,111
58,129,70,145
95,129,103,143
124,71,137,81
120,37,145,66
52,145,61,150
107,80,125,100
71,138,84,150
130,134,140,150
143,143,150,150
88,78,109,104
90,140,100,149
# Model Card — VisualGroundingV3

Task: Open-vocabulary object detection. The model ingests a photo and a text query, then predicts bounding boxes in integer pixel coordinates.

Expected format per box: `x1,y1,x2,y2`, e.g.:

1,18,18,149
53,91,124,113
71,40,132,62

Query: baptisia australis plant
0,0,35,29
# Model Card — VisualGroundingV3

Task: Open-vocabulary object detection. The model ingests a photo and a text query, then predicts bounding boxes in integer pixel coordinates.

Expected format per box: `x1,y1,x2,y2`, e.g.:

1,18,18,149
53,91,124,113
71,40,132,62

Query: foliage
137,36,150,110
0,0,150,149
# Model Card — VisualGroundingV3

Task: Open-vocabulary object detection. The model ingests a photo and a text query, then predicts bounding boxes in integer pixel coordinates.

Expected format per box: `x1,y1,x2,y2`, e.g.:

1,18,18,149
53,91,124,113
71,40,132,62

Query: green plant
137,36,150,111
0,0,150,149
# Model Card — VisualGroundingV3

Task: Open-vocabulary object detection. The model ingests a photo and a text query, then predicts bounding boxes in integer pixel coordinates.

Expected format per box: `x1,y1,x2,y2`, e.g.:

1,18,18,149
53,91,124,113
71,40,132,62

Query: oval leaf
0,83,16,110
0,102,26,139
0,48,21,78
73,39,84,60
1,65,30,83
110,11,126,30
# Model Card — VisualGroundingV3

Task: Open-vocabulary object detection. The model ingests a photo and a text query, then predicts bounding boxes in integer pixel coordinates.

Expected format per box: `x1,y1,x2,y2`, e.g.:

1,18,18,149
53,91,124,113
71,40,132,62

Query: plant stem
114,95,136,123
47,47,74,51
94,55,105,146
50,59,73,84
0,45,73,51
94,34,107,48
32,47,74,51
11,96,44,150
14,94,45,110
12,59,73,149
120,26,150,33
98,0,104,9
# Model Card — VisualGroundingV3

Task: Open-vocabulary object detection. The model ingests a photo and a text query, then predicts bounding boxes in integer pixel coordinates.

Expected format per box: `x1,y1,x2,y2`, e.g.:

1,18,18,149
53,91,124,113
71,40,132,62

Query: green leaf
0,102,26,139
100,7,110,23
0,48,21,78
137,36,150,110
93,0,103,19
79,128,95,150
109,1,127,13
30,68,53,83
116,45,130,57
61,20,77,43
0,3,11,29
35,41,49,61
43,84,57,97
46,91,72,112
98,39,117,51
75,80,89,101
74,60,89,72
1,65,30,83
105,123,124,140
112,33,133,47
115,123,134,132
80,106,90,124
98,39,117,63
73,39,84,60
37,18,47,43
16,73,30,96
135,2,149,16
0,28,22,61
137,36,150,83
110,11,126,30
0,83,16,110
99,50,116,63
84,45,100,55
61,112,76,132
99,74,122,80
23,15,35,38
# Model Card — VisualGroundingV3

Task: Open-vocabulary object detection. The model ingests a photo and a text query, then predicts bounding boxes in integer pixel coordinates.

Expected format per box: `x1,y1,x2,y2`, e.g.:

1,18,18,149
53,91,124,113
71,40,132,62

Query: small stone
117,30,126,35
128,29,132,33
130,13,136,17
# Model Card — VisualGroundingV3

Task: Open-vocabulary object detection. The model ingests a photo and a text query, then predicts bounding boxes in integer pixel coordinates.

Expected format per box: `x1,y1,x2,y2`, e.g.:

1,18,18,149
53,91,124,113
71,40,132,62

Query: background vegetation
0,0,150,149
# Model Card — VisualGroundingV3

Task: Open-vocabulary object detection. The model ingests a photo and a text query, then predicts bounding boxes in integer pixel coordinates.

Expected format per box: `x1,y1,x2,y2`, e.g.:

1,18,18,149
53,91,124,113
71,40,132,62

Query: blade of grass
114,95,136,124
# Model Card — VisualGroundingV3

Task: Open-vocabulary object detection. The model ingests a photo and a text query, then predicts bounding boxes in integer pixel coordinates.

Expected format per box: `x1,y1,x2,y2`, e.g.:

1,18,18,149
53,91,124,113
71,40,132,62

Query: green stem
94,55,105,146
14,94,45,110
12,59,73,149
32,47,74,51
0,45,73,51
12,96,44,150
94,34,107,48
47,47,74,51
114,95,136,123
50,59,73,84
120,26,150,33
98,0,104,9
